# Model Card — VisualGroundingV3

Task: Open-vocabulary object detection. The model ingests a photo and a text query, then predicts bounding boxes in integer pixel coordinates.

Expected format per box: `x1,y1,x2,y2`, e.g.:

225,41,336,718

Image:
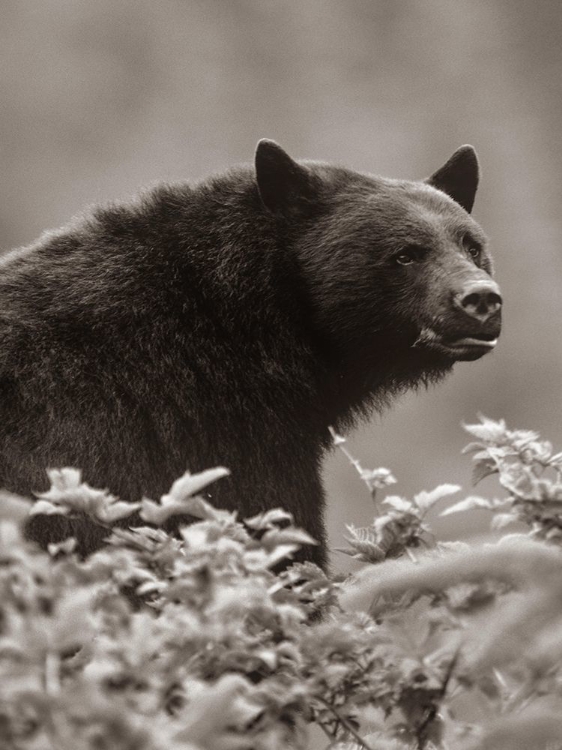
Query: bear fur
0,141,502,567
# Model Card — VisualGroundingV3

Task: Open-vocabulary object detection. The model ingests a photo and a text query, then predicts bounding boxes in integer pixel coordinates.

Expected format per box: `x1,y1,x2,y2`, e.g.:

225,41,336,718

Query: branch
317,699,377,750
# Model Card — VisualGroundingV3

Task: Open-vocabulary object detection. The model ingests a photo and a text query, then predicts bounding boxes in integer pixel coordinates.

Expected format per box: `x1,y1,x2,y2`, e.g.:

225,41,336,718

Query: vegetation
2,418,562,750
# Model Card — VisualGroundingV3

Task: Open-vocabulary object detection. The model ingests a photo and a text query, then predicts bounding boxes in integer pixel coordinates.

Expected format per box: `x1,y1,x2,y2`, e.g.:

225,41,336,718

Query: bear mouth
413,328,499,361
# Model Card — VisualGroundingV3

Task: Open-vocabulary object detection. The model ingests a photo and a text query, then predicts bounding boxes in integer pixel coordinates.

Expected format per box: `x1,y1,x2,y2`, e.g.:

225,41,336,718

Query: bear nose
455,281,502,323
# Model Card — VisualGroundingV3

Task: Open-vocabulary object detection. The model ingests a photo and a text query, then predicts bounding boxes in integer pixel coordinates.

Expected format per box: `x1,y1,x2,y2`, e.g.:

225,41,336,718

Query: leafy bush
2,418,562,750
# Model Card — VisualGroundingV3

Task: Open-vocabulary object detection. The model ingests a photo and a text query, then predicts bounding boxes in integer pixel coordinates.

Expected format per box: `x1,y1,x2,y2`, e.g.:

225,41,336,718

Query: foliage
2,418,562,749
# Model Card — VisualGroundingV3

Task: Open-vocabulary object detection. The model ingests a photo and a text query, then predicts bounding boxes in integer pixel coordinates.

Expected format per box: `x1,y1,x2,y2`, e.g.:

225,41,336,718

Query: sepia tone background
2,0,561,569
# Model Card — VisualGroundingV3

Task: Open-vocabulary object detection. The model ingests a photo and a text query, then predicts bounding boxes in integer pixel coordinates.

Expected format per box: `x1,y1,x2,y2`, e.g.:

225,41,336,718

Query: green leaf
440,495,493,516
97,500,140,523
139,497,190,525
261,527,317,549
162,466,230,504
360,467,397,490
245,508,294,529
464,417,507,442
472,459,499,485
0,491,32,524
490,513,518,530
414,484,461,512
46,467,83,491
141,489,235,525
47,537,77,555
337,525,388,563
382,495,414,512
33,469,140,524
29,498,71,516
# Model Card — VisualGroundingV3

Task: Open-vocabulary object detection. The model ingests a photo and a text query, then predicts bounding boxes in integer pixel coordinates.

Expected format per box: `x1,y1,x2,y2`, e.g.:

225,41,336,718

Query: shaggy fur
0,141,501,567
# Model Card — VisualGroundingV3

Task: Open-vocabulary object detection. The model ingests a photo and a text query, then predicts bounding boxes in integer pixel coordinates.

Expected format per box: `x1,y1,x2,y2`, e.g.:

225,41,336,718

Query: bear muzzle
413,280,502,362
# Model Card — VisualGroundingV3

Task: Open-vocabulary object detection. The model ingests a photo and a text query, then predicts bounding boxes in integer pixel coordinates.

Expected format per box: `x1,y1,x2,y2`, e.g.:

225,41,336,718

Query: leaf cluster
2,420,562,749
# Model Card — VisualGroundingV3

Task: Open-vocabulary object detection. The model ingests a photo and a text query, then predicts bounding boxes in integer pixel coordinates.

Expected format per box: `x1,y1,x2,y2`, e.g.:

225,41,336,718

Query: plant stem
318,699,377,750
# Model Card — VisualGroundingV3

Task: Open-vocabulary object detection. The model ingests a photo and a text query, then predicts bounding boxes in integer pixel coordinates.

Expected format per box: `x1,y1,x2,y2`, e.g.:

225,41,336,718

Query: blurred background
2,0,561,569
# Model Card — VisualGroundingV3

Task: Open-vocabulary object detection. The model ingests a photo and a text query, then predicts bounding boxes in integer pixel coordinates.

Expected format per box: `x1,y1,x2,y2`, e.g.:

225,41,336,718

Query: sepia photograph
1,2,562,749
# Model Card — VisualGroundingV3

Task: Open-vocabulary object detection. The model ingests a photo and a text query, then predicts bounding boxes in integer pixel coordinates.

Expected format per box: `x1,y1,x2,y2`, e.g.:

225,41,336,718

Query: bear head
255,140,501,399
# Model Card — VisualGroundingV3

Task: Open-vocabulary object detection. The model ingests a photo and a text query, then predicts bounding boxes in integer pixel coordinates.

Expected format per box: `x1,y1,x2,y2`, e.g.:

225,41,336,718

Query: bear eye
463,236,482,264
394,246,427,266
395,252,415,266
467,245,481,262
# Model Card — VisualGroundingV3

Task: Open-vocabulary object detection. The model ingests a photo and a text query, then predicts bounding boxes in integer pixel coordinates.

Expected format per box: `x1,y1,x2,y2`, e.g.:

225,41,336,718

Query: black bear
0,141,501,567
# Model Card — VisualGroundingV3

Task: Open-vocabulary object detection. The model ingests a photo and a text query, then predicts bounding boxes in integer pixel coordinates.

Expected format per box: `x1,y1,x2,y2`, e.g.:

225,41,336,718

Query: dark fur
0,142,500,567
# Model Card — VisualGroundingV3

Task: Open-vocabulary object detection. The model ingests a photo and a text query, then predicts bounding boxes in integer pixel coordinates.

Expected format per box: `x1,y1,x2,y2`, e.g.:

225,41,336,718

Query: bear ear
426,145,479,214
255,139,314,215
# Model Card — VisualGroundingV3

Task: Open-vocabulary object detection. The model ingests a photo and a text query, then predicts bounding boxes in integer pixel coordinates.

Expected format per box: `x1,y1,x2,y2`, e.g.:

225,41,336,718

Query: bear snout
453,280,502,325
